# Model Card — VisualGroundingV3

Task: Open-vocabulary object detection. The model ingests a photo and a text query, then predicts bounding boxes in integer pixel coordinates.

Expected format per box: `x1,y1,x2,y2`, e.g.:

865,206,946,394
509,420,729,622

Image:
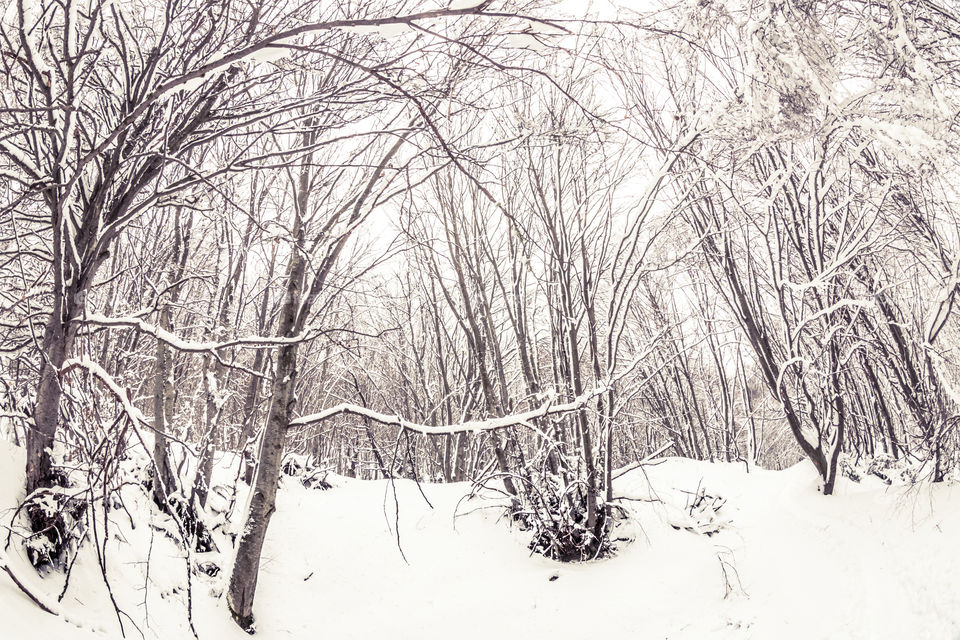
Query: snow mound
0,442,958,639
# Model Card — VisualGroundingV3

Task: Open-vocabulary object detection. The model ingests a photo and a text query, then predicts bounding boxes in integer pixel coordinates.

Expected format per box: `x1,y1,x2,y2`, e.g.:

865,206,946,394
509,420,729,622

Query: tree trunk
241,248,277,485
226,342,297,630
152,304,179,508
228,119,407,629
26,317,70,496
153,207,192,508
192,356,219,509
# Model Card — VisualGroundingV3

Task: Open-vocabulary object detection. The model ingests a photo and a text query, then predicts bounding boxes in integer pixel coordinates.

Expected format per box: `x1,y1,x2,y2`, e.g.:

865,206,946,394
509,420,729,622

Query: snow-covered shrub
667,486,730,537
838,453,920,485
20,475,87,569
301,467,333,490
523,491,611,561
281,454,306,478
282,453,333,490
504,460,615,563
839,454,863,483
867,454,897,484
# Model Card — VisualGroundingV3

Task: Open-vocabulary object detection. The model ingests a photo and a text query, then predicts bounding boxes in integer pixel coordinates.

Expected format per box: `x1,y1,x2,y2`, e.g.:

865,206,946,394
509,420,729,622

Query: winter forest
1,0,960,637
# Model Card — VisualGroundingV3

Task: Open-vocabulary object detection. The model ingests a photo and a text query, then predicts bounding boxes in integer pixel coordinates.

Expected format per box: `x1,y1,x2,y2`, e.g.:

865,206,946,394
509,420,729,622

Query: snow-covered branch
58,358,197,455
78,1,557,172
291,336,666,434
79,314,320,353
290,385,607,435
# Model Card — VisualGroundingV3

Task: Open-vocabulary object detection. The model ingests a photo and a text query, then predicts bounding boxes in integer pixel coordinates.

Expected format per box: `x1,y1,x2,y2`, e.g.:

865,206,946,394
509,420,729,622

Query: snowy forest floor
1,439,959,640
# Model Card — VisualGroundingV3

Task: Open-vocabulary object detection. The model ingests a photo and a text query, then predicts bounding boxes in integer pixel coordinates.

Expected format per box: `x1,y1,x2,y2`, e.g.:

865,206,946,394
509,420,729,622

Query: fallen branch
0,552,59,616
290,386,609,435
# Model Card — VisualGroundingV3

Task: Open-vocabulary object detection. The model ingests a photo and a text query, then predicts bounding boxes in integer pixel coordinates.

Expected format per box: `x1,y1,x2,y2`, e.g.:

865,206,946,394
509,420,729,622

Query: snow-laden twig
59,359,198,456
0,550,58,616
611,440,676,480
294,398,553,432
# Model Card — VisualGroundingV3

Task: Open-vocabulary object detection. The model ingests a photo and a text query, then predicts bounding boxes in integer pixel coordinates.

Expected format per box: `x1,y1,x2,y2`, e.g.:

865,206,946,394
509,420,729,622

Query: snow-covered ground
1,438,958,639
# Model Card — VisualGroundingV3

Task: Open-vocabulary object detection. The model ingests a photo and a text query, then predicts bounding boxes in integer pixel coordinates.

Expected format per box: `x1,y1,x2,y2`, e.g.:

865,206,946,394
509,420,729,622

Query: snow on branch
84,2,564,169
59,358,197,455
291,335,668,435
0,411,31,422
290,386,606,435
60,359,152,428
0,550,100,630
80,314,318,353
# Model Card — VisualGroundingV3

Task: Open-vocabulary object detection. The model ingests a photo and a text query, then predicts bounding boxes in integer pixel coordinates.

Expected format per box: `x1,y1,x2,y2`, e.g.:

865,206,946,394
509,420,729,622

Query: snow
246,37,298,64
506,32,550,53
339,23,414,38
81,313,315,352
0,438,958,639
449,0,487,9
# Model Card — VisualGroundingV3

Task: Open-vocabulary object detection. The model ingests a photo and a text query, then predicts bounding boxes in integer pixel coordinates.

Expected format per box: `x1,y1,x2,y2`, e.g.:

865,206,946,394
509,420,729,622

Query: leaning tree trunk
227,327,301,629
26,230,85,497
228,125,313,629
228,119,407,629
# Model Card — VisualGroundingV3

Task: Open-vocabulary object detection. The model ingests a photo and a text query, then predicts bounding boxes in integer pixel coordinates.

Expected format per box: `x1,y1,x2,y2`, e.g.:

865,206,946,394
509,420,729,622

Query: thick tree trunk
228,245,303,627
228,131,311,628
226,343,297,630
26,317,69,496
